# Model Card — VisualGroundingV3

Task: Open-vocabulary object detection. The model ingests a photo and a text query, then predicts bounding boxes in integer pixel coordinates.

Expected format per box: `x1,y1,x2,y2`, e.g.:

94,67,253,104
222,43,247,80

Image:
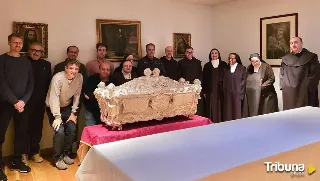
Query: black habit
243,62,279,117
111,71,138,86
178,57,202,83
222,63,246,121
160,56,179,80
178,57,203,115
202,60,228,123
280,48,320,110
114,63,138,75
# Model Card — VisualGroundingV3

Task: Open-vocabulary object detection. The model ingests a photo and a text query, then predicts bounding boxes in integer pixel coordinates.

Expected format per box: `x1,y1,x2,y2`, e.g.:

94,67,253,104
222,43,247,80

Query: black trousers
46,105,76,161
0,101,29,167
26,102,45,157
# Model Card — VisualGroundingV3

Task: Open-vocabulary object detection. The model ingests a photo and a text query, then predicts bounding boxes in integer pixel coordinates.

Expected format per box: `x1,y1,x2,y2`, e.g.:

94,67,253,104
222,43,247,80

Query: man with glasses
25,42,52,163
0,33,34,180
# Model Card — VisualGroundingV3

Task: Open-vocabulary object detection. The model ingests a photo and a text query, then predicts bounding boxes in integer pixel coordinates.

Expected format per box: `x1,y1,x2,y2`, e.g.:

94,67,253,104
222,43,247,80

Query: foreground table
76,106,320,181
77,115,212,163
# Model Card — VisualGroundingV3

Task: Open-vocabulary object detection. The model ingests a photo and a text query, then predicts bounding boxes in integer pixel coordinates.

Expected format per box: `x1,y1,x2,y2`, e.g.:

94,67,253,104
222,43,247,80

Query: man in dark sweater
160,46,178,80
84,61,112,126
25,42,52,163
137,43,166,76
0,33,34,180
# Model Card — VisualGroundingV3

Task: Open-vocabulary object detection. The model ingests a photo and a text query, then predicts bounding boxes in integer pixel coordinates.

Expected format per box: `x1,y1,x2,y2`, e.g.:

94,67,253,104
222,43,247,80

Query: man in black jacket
137,43,166,76
25,42,52,163
0,33,34,180
160,46,178,80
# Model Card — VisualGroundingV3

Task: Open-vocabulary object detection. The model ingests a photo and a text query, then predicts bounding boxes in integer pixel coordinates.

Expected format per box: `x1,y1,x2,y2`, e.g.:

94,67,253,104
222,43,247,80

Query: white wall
1,0,214,156
211,0,320,111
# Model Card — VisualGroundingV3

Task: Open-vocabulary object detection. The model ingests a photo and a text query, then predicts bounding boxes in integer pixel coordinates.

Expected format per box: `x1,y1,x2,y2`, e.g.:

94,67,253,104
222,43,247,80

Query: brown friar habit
280,48,320,110
202,60,228,123
222,63,246,121
243,62,279,117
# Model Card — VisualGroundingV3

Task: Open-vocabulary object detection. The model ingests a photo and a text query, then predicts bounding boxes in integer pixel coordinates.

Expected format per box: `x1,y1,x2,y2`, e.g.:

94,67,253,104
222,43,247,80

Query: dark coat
202,60,228,123
222,63,246,122
280,48,320,110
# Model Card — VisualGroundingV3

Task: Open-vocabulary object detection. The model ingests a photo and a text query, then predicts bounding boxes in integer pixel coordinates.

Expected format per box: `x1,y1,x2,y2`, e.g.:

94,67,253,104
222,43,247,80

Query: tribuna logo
264,162,305,176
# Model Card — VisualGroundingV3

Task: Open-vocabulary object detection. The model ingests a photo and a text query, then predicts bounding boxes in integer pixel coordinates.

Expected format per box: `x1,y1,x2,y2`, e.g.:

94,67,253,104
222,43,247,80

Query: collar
230,62,238,67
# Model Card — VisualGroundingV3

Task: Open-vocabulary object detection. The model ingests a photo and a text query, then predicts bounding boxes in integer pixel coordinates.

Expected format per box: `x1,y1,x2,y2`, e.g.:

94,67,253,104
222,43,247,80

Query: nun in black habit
202,48,228,123
243,53,279,117
222,53,246,122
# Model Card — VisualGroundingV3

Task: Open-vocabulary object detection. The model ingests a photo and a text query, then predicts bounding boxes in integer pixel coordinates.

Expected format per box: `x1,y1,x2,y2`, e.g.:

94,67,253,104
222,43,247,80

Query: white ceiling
171,0,238,6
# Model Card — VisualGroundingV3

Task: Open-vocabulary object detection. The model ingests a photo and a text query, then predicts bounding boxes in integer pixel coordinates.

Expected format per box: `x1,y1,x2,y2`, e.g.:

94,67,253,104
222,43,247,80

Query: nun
243,53,279,117
202,48,228,123
222,53,247,122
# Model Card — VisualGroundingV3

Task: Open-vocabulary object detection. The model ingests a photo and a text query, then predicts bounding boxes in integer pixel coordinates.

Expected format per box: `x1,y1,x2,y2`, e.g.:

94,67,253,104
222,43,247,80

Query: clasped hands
14,100,25,113
52,113,77,131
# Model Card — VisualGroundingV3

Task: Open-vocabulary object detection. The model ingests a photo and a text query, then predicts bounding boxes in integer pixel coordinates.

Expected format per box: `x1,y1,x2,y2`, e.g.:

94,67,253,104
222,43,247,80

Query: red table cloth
80,115,212,147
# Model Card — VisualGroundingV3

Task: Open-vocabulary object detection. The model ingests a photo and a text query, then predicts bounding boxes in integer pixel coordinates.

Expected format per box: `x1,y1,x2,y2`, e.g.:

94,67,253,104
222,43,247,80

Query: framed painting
260,13,298,67
96,19,141,61
173,33,191,58
13,21,48,58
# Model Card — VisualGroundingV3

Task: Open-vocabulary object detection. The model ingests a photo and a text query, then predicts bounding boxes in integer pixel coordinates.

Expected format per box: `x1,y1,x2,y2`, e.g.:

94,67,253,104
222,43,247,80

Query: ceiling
170,0,238,6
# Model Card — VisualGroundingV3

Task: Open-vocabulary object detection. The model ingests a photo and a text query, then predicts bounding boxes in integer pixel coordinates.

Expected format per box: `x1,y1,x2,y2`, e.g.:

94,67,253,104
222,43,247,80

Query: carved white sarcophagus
94,68,202,130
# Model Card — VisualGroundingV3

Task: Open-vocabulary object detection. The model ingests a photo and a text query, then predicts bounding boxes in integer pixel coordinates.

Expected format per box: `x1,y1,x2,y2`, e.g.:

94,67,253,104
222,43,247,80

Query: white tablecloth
76,106,320,181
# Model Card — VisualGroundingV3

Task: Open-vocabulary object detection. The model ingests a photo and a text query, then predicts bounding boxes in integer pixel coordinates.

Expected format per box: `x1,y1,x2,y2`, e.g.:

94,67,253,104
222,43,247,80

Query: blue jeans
46,105,76,161
84,108,97,126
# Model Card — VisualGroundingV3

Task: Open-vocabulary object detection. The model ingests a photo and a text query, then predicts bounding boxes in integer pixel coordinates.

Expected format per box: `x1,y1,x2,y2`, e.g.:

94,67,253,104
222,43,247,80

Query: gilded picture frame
13,21,49,58
96,19,142,61
173,33,191,58
260,13,298,67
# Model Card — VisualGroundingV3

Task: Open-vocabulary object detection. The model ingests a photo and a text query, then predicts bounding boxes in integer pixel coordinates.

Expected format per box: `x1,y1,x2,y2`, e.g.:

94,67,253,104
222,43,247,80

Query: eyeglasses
30,49,43,54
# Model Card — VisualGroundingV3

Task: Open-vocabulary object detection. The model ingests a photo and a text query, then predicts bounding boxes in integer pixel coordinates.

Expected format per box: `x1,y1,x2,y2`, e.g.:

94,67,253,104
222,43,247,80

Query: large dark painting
260,13,298,67
96,19,141,61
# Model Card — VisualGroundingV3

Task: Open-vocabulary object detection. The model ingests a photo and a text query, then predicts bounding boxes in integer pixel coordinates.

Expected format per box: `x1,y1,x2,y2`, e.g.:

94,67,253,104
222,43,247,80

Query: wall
0,0,214,156
211,0,320,111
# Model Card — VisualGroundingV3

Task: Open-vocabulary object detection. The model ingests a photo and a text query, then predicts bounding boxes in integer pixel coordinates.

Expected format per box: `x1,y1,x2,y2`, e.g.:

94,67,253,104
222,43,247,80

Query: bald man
280,37,320,110
160,46,178,80
83,61,112,126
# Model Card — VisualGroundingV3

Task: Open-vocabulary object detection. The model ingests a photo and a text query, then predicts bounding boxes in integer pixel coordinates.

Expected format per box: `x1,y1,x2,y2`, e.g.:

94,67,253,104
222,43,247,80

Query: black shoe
10,161,31,173
0,169,7,181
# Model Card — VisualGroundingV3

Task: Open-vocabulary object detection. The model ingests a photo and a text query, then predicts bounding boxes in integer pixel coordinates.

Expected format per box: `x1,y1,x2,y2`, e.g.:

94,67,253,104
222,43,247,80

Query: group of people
0,32,319,180
202,37,319,123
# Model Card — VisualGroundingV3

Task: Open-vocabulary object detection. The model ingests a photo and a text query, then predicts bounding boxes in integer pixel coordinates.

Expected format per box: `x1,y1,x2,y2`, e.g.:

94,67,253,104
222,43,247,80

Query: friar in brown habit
280,37,320,110
222,53,246,122
243,53,279,117
202,48,228,123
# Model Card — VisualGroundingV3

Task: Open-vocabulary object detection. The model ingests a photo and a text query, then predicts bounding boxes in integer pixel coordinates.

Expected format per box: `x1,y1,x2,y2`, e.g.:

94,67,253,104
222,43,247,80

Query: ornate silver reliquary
94,68,202,130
